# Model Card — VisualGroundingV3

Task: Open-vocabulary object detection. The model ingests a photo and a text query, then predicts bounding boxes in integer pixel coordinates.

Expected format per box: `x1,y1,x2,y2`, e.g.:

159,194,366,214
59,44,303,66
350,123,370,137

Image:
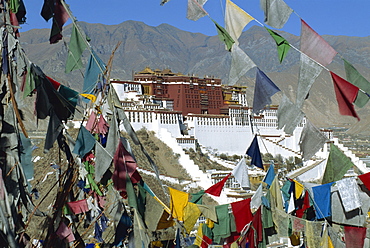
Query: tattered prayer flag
296,53,323,109
126,174,138,211
265,27,290,63
260,0,292,29
211,18,235,51
299,119,327,161
49,0,69,44
330,71,360,121
263,164,275,188
112,139,141,195
72,125,96,158
83,50,106,94
228,44,256,85
322,143,355,184
277,94,304,134
225,0,254,45
300,19,337,67
187,0,208,21
169,187,188,221
65,25,88,73
205,173,231,197
253,68,280,114
232,158,250,188
343,59,370,108
56,222,75,243
246,135,263,169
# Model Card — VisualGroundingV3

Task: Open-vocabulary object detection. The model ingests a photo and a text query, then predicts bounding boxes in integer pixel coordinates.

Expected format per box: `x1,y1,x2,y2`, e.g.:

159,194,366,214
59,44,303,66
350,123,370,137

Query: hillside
18,21,370,131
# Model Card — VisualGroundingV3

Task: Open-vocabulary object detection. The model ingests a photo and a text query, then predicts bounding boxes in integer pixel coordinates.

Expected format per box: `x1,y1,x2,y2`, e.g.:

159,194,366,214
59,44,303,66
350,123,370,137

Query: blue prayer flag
263,164,275,187
253,68,280,114
83,50,106,94
72,126,96,158
312,182,334,219
246,135,264,169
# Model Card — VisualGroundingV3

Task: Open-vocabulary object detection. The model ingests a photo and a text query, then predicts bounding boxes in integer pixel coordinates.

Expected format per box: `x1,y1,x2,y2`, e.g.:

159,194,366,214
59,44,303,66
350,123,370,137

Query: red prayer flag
112,141,141,196
358,172,370,192
300,19,337,67
330,71,360,121
67,199,89,214
231,198,253,233
205,173,231,197
344,226,366,248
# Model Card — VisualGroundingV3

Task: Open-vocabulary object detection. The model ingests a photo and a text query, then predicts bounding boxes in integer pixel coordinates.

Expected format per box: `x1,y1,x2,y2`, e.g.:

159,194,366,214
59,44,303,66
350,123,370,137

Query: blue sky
22,0,370,37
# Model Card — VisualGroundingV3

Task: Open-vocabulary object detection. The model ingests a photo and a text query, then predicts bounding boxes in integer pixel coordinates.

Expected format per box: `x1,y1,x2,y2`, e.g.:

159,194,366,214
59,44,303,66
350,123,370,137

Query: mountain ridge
18,20,370,132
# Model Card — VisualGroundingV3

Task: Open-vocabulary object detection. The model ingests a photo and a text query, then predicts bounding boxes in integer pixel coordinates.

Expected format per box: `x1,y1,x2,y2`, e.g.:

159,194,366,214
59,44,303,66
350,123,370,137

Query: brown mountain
19,21,370,133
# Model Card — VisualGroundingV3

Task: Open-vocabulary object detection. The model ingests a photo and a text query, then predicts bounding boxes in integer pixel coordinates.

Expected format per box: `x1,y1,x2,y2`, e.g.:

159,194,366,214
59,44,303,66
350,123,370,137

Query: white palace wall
119,109,304,158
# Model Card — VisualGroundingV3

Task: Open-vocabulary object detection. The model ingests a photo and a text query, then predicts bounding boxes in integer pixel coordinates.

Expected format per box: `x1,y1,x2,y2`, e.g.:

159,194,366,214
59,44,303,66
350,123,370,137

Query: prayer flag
183,202,201,233
263,164,275,187
358,172,370,192
205,173,231,196
343,58,370,108
187,0,208,21
112,143,141,197
296,53,323,109
322,143,355,184
169,187,188,221
190,190,205,204
253,68,280,114
246,135,263,169
72,126,96,158
260,0,292,29
330,71,360,121
230,198,253,232
83,50,106,94
211,18,235,51
225,0,254,45
312,182,333,219
336,177,361,212
49,0,69,44
126,173,138,210
67,199,89,214
300,19,337,66
65,25,88,73
80,94,96,102
228,44,256,85
56,222,75,243
293,179,304,199
265,27,290,63
251,184,263,209
299,119,327,161
277,94,304,134
231,158,250,188
344,226,366,248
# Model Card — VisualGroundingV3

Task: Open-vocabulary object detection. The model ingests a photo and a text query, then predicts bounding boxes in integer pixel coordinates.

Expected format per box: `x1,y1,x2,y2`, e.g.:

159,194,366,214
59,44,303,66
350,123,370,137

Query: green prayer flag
9,0,20,13
265,27,290,63
126,174,138,210
211,19,235,52
343,59,370,108
190,190,205,204
322,143,355,184
65,25,88,73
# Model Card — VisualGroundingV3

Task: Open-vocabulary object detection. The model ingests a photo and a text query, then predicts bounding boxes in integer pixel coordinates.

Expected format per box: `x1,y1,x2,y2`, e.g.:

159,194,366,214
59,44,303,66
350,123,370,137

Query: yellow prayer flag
269,177,284,210
80,93,97,102
328,236,334,248
225,0,254,44
205,218,214,229
293,180,304,199
194,223,204,247
183,202,201,233
169,187,189,221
